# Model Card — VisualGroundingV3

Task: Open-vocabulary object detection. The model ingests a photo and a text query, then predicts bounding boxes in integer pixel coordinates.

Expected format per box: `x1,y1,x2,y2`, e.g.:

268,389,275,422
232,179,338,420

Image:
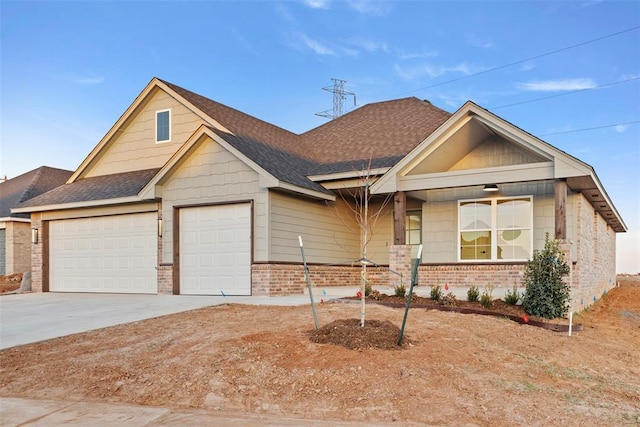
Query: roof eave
308,167,390,182
0,217,31,223
11,196,151,214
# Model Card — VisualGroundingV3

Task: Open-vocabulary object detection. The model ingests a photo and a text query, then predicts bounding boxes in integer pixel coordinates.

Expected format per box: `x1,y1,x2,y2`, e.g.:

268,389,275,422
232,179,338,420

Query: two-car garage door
49,213,157,293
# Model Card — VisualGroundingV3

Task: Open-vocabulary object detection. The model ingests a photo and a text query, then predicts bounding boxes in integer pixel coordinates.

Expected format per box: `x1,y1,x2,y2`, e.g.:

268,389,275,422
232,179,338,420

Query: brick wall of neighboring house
12,222,31,275
3,221,31,275
30,216,43,292
571,193,618,312
251,263,389,296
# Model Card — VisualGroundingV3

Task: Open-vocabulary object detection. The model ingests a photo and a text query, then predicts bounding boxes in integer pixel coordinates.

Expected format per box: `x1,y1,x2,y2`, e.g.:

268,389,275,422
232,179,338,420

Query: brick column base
389,245,413,290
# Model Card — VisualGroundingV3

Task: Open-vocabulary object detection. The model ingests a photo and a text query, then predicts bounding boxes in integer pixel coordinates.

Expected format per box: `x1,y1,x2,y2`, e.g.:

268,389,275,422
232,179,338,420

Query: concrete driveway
0,292,310,350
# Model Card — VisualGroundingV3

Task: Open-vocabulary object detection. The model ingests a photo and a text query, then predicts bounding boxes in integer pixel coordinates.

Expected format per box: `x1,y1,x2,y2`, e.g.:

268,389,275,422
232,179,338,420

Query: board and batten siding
160,136,268,264
87,89,204,177
269,191,393,266
422,180,569,263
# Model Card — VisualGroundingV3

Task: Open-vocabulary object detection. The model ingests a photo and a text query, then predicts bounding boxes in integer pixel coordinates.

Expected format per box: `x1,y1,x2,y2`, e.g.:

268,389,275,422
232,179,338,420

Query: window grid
458,196,532,261
156,109,171,143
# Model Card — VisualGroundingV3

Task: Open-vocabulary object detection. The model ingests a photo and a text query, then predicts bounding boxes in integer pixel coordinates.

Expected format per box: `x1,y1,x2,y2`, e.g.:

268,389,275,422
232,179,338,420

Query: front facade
15,78,625,311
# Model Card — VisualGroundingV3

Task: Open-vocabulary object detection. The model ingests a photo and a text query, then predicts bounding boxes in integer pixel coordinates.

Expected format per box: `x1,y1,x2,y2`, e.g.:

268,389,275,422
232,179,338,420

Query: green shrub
440,292,458,306
480,286,493,309
365,281,372,297
504,286,521,305
394,284,406,298
522,234,571,319
430,284,443,301
467,286,480,302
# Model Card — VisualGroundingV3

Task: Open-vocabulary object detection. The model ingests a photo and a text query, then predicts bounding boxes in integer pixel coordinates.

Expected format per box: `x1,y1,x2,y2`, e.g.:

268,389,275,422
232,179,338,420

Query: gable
83,88,205,178
407,118,549,175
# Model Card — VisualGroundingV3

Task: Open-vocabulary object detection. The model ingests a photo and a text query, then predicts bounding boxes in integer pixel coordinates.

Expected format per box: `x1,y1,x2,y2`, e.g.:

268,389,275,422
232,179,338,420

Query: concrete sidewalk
0,397,400,426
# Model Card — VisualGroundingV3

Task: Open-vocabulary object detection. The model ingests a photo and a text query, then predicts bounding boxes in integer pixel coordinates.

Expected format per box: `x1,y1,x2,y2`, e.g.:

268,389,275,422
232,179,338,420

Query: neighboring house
13,78,626,311
0,166,73,275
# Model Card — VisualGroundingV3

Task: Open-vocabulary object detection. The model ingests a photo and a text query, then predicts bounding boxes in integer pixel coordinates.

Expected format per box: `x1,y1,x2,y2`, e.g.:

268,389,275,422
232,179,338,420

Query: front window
156,109,171,143
459,197,532,261
405,210,422,245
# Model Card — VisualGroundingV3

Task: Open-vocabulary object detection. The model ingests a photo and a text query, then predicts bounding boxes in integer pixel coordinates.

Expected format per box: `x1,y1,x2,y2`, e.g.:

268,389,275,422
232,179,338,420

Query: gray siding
160,136,268,263
269,191,393,265
422,180,561,262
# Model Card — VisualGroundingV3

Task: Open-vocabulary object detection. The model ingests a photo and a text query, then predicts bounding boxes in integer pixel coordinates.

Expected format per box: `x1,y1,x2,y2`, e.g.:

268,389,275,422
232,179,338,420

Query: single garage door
49,213,157,293
180,203,251,296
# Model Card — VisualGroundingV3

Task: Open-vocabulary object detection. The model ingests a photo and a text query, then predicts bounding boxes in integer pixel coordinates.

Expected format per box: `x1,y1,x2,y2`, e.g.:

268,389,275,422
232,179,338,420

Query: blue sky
1,0,639,272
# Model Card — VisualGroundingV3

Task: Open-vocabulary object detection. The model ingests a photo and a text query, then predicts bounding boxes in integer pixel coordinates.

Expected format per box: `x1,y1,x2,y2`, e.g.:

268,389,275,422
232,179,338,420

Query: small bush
467,286,480,302
522,234,571,319
394,284,406,298
430,284,443,301
480,286,493,309
369,289,381,300
504,286,521,305
440,292,458,306
365,281,373,297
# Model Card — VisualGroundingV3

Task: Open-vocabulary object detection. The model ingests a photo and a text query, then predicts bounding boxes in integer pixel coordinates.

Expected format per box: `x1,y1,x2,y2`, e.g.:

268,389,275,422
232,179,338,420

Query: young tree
333,162,392,327
522,233,571,319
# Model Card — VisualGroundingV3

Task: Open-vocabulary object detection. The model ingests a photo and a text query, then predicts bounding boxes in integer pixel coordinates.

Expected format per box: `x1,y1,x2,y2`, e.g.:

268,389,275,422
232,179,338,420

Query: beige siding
449,136,545,171
269,192,393,265
160,136,267,264
86,90,204,177
422,180,557,262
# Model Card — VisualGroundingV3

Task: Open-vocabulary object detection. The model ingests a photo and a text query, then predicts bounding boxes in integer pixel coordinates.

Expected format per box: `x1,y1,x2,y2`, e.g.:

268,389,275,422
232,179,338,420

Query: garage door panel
49,213,157,293
180,204,251,296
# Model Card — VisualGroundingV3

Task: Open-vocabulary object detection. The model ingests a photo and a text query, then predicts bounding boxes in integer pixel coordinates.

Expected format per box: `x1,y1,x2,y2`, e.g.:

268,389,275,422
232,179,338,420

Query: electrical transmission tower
316,78,356,119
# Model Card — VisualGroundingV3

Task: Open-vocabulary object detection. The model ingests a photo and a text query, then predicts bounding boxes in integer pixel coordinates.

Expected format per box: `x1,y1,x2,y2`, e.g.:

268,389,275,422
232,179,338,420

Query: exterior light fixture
483,184,499,192
31,228,39,244
157,219,163,237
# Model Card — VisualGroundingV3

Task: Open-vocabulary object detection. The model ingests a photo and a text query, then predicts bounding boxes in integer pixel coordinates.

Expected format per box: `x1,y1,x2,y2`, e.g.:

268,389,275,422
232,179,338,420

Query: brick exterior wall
570,194,617,311
416,262,526,291
4,221,31,275
389,245,414,289
251,263,389,296
157,265,173,294
30,217,43,292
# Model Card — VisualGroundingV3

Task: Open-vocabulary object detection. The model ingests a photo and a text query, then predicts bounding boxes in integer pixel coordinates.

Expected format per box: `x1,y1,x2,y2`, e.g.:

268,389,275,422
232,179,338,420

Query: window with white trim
459,196,532,261
156,109,171,143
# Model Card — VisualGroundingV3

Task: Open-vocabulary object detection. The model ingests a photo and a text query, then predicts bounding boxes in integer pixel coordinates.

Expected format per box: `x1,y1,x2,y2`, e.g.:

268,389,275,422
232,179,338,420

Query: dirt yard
1,278,639,425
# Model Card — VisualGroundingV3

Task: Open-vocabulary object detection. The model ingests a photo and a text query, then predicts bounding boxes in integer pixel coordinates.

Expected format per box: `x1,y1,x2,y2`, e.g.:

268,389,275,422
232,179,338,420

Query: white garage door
180,203,251,296
49,213,157,293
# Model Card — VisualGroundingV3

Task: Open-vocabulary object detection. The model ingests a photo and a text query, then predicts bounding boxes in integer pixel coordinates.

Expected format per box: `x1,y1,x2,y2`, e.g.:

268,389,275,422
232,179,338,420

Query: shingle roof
0,166,73,218
14,168,160,209
164,79,451,186
301,97,451,167
16,81,454,210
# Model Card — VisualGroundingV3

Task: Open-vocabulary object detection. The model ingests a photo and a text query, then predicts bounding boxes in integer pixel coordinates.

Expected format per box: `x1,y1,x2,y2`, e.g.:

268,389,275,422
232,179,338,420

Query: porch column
393,191,406,245
555,179,567,240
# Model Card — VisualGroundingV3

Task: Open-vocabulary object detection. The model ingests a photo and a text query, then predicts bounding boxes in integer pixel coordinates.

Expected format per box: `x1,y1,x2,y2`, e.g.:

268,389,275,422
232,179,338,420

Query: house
0,166,73,275
13,78,626,311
